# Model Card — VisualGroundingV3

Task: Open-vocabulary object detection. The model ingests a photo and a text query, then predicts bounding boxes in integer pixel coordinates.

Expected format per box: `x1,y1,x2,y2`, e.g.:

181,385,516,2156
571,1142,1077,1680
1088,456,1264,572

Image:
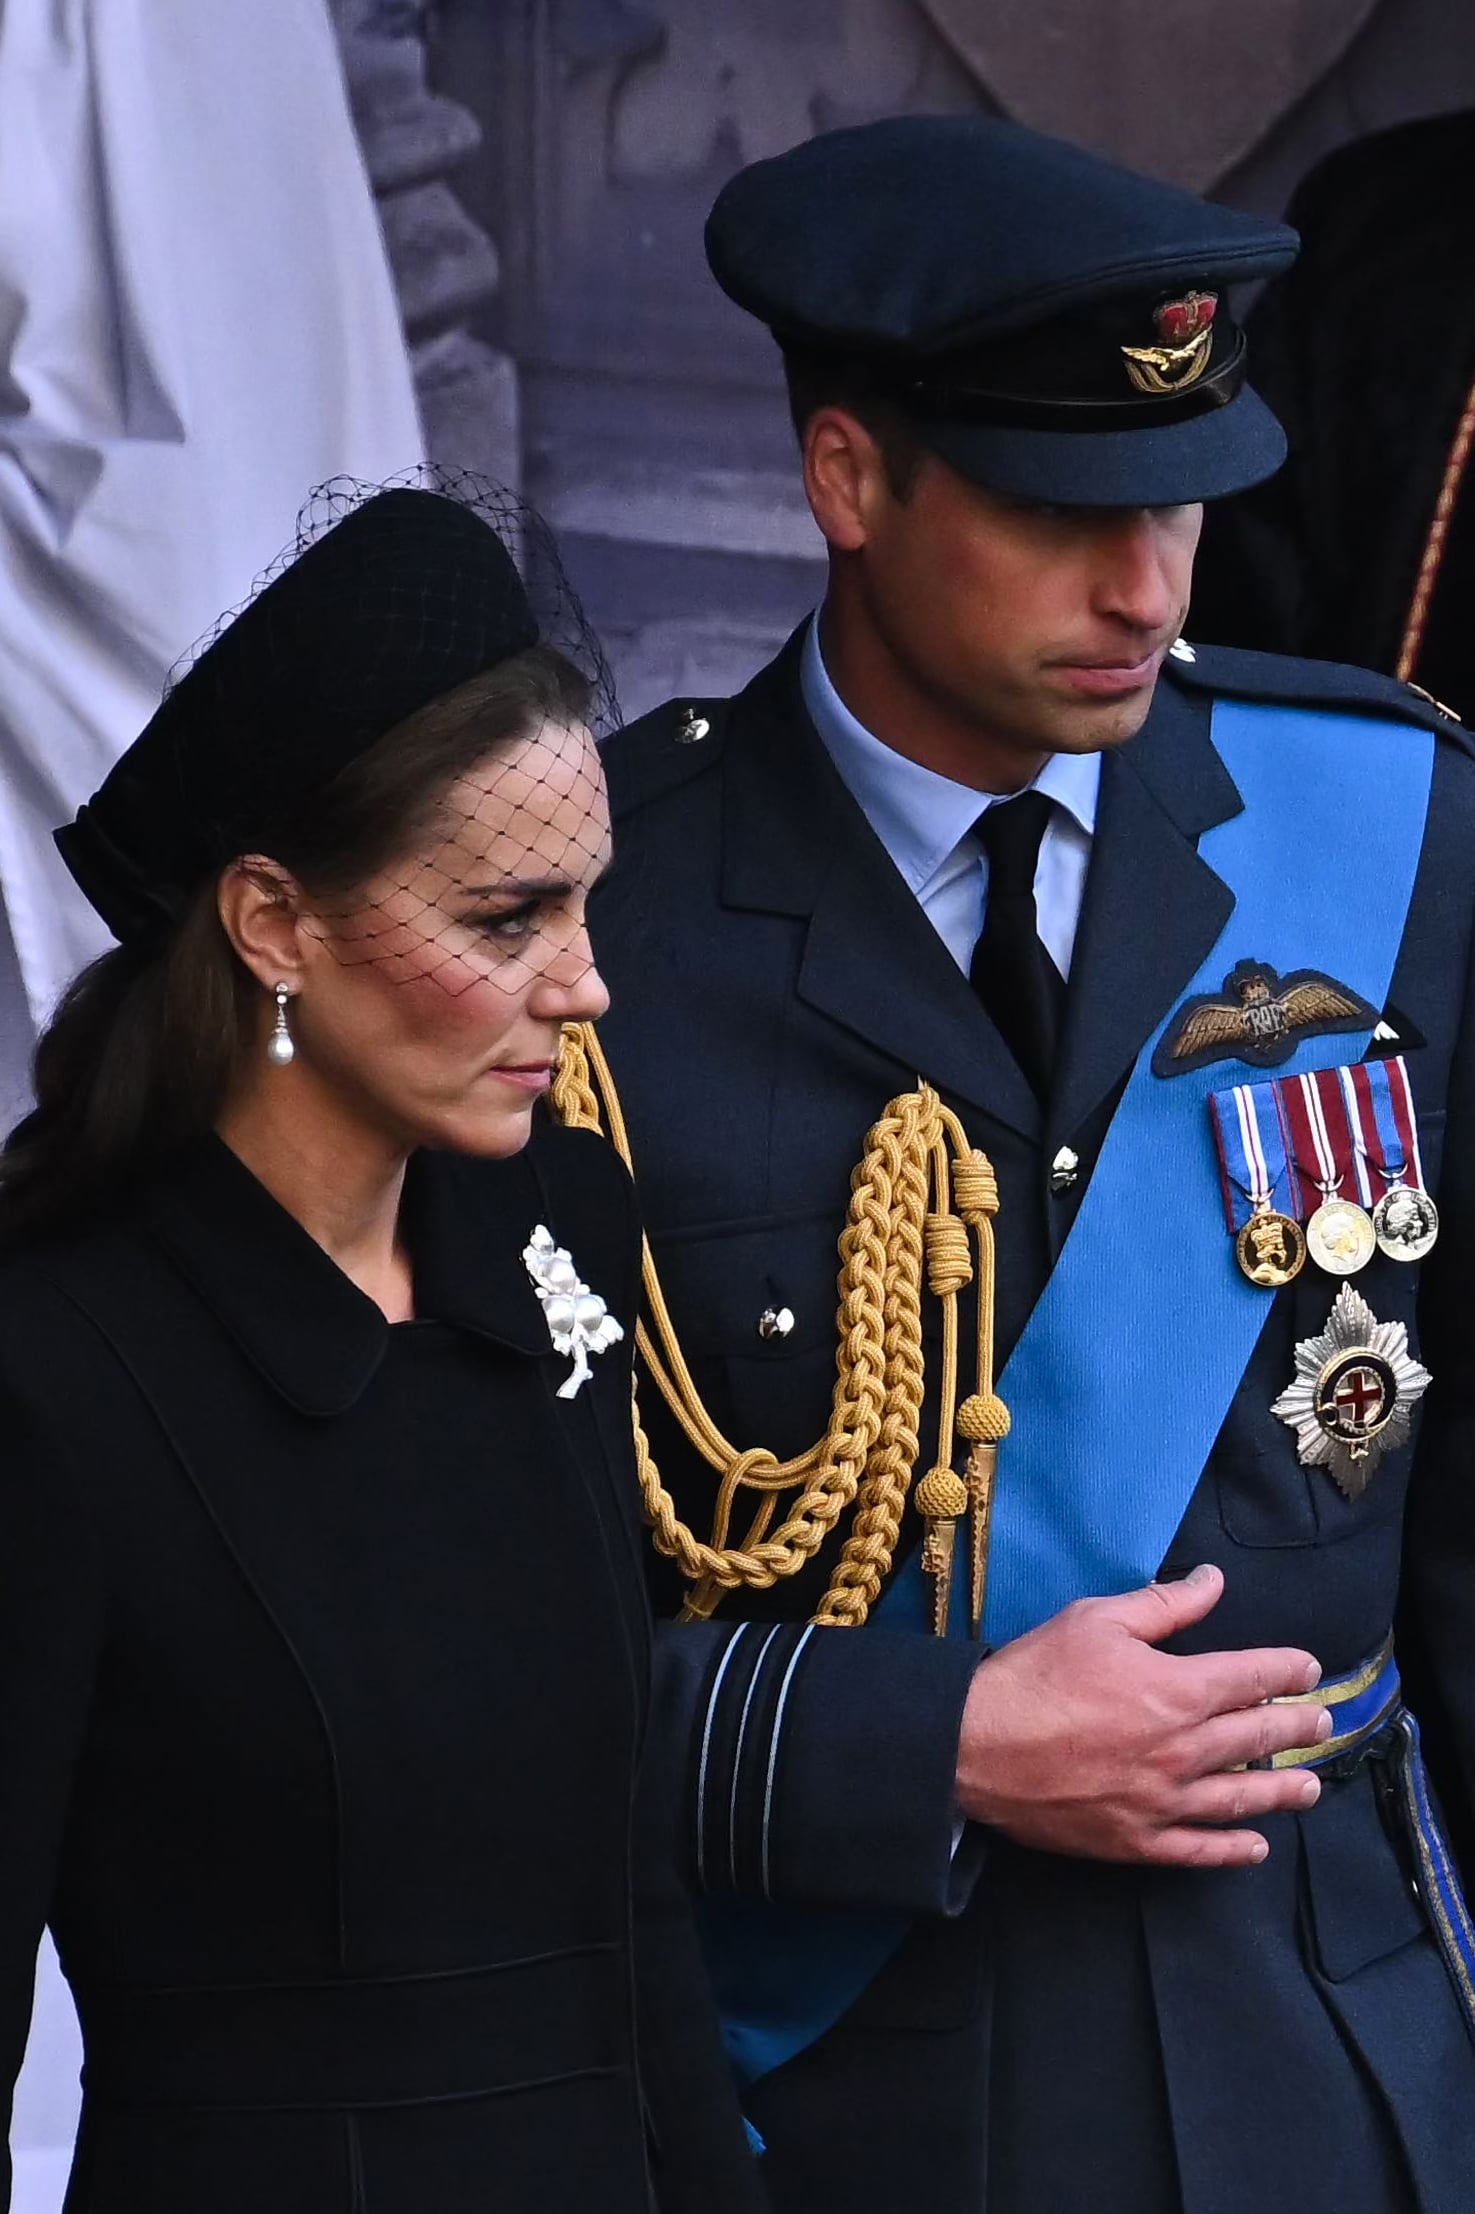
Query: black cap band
902,329,1248,433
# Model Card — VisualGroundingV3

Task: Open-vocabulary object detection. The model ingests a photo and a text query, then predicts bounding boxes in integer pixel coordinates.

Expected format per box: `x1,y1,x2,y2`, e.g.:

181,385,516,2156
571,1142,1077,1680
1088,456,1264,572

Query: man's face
845,443,1202,761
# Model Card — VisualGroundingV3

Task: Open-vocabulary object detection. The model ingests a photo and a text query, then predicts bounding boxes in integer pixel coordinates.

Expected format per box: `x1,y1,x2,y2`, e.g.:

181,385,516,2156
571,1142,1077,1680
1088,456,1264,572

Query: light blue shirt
800,615,1101,979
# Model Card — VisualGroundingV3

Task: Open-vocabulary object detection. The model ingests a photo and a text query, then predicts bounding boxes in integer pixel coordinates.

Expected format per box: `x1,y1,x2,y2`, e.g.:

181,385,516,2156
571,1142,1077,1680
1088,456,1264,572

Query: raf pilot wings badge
1153,957,1377,1077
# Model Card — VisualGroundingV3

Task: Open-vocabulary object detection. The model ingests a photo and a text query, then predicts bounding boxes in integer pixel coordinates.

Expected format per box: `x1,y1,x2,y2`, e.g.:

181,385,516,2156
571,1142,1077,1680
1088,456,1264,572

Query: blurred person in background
1192,111,1475,719
0,0,423,1130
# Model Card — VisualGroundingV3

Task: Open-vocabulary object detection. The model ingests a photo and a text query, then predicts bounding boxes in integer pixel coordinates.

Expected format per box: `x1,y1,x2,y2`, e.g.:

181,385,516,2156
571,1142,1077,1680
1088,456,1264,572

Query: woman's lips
486,1064,555,1094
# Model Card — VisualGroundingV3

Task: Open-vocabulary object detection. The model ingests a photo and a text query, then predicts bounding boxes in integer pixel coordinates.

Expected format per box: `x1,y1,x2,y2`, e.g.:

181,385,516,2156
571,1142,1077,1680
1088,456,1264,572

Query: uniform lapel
1050,674,1244,1147
720,636,1041,1139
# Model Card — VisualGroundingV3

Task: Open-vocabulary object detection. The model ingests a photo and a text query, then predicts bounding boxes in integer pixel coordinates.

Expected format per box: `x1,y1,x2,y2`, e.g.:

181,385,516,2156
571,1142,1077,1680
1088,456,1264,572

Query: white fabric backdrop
0,0,424,1126
0,0,424,2196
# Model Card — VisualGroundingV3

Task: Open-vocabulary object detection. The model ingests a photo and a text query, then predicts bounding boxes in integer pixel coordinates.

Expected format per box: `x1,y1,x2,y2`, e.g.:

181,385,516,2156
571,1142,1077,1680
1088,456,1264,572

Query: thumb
1106,1563,1224,1645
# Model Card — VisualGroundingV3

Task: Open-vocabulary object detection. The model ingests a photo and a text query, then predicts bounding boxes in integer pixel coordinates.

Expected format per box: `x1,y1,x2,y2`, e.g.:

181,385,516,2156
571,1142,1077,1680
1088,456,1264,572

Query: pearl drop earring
267,982,296,1067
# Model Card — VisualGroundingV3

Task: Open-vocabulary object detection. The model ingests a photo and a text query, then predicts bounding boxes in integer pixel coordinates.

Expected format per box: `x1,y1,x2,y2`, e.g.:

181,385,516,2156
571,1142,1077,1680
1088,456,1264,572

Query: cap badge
1272,1283,1431,1498
1121,290,1218,396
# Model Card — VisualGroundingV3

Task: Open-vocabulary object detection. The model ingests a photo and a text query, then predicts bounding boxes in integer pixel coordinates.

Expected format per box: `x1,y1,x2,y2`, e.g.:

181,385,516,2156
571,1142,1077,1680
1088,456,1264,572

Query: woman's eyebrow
457,859,614,901
457,875,572,900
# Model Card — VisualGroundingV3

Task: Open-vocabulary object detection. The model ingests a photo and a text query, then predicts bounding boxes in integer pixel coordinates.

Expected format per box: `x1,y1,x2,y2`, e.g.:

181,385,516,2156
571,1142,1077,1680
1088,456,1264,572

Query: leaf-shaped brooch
523,1225,625,1399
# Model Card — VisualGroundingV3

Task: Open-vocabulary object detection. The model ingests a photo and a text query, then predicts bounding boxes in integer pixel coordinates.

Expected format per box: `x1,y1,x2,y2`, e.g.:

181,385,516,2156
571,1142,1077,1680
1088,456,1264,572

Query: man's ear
801,405,893,553
216,857,308,993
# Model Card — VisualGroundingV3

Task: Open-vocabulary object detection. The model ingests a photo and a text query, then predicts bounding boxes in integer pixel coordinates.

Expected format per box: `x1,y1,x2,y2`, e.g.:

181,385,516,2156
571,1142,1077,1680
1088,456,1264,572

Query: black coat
1191,112,1475,713
0,1125,763,2214
592,630,1475,2214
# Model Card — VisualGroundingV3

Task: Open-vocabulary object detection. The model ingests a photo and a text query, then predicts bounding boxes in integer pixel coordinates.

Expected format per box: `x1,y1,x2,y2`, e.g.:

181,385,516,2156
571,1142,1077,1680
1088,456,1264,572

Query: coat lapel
720,635,1041,1139
1051,675,1244,1146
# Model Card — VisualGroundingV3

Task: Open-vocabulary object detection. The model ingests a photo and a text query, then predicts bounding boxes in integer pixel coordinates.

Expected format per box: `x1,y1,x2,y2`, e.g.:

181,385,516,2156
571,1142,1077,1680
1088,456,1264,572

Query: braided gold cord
812,1120,931,1625
551,1023,1005,1628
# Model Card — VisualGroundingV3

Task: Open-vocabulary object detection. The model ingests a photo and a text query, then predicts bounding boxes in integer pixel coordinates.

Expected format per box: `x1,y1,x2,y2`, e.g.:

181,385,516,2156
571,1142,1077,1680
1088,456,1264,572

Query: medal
1236,1207,1306,1287
1272,1282,1431,1497
1210,1077,1307,1287
1281,1067,1375,1277
1341,1057,1439,1265
1305,1195,1377,1276
1372,1184,1440,1263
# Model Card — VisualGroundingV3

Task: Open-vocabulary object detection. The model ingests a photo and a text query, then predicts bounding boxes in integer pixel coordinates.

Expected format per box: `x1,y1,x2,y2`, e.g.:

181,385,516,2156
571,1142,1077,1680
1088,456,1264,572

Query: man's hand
955,1564,1330,1867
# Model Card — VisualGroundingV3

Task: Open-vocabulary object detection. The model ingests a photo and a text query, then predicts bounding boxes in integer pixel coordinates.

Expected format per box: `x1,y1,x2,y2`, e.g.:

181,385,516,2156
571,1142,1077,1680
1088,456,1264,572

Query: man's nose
1094,513,1180,635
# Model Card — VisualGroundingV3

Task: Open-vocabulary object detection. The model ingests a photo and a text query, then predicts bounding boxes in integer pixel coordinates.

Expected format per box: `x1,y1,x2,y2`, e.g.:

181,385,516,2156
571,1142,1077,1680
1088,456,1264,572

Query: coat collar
721,629,1041,1136
140,1137,551,1416
1049,668,1243,1143
720,632,1244,1143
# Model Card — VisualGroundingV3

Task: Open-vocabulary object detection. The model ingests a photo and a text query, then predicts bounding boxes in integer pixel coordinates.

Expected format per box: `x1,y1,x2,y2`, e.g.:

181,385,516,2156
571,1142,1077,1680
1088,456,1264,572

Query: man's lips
1047,647,1165,698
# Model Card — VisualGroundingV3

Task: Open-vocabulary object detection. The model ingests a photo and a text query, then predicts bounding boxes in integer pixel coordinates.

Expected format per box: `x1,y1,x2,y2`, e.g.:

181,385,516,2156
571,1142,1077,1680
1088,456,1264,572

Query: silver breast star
1271,1282,1431,1499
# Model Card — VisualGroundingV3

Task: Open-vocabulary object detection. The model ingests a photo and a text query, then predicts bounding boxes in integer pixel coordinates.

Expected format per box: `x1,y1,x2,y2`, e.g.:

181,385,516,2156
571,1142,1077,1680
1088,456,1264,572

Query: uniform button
676,706,711,744
757,1305,795,1341
1050,1146,1079,1194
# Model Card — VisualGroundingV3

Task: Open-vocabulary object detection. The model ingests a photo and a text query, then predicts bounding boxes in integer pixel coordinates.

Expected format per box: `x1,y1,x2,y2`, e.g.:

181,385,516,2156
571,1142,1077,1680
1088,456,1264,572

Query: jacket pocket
1302,1764,1426,1982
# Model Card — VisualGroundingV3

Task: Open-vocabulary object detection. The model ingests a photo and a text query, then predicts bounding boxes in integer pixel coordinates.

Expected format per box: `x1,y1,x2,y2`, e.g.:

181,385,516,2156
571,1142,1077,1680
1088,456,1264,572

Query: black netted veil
56,466,619,951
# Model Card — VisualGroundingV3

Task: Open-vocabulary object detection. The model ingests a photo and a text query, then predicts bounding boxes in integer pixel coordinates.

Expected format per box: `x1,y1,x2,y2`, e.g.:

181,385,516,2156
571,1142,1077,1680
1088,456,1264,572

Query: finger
1174,1644,1323,1721
1177,1699,1334,1775
1100,1563,1224,1644
1140,1825,1274,1870
1173,1767,1322,1826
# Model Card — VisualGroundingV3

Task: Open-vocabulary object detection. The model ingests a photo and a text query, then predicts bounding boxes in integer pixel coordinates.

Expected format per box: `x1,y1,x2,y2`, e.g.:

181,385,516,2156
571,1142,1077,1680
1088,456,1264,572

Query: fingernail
1250,1838,1269,1863
1300,1774,1321,1806
1314,1709,1334,1740
1302,1660,1323,1690
1187,1563,1217,1587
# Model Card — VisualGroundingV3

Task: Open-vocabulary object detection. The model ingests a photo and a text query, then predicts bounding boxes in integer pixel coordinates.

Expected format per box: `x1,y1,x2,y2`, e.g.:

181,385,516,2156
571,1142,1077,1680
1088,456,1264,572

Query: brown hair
0,644,591,1247
780,348,927,501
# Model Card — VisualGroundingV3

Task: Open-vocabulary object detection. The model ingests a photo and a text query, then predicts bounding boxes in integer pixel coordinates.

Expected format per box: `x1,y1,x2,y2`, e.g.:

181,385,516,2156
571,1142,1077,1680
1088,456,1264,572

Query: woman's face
287,717,611,1158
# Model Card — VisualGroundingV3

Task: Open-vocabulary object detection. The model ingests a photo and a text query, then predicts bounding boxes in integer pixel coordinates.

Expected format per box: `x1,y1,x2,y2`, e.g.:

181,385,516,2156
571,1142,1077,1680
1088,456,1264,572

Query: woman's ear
216,858,308,992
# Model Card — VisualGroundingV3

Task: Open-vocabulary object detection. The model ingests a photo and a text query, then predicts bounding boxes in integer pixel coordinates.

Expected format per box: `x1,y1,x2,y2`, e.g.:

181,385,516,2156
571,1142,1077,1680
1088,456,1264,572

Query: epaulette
600,694,733,819
1165,638,1474,755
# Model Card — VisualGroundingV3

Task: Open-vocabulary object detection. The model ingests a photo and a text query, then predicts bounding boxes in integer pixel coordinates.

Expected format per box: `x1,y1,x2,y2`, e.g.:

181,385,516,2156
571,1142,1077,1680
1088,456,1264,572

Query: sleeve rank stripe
728,1626,787,1892
695,1624,750,1890
760,1624,817,1901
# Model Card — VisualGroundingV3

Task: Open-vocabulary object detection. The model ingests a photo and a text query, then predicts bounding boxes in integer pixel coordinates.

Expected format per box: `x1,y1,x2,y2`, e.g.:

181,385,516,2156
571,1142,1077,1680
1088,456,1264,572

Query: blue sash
706,698,1436,2090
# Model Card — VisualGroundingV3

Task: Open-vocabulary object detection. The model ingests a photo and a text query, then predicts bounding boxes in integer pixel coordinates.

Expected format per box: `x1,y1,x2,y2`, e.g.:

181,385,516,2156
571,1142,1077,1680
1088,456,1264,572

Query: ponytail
0,893,249,1247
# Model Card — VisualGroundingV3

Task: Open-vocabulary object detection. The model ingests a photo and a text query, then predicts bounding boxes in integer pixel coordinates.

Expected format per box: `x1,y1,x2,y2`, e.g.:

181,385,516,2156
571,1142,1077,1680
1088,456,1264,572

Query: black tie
970,791,1066,1101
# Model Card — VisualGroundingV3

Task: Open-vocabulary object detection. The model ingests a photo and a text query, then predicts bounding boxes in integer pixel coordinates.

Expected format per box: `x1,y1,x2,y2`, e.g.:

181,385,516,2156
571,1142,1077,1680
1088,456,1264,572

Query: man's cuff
690,1620,985,1916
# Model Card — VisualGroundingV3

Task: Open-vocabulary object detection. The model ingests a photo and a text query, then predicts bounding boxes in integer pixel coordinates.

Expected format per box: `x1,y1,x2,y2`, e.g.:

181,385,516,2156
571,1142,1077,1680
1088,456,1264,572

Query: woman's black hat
56,485,546,946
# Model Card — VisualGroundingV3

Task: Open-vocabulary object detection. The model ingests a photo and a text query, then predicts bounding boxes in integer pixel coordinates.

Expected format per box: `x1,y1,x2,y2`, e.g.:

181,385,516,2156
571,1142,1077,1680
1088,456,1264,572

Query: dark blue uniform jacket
593,629,1475,2214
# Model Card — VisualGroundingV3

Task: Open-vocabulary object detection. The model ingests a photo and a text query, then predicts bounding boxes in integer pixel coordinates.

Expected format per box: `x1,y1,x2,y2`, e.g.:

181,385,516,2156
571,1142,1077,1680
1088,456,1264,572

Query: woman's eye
470,901,539,944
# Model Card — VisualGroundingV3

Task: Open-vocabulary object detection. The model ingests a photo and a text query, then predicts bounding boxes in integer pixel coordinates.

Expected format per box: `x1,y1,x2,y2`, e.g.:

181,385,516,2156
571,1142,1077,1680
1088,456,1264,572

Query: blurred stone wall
330,0,516,482
337,0,1475,715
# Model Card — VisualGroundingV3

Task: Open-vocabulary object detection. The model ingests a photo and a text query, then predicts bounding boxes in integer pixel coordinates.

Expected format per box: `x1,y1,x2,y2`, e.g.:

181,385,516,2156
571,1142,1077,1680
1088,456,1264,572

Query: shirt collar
139,1136,552,1415
800,612,1100,892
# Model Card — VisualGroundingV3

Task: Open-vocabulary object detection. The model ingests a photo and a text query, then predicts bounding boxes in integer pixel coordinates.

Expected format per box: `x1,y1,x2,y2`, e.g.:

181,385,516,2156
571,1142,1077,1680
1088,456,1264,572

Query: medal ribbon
1208,1078,1303,1232
1279,1066,1358,1207
1345,1055,1425,1196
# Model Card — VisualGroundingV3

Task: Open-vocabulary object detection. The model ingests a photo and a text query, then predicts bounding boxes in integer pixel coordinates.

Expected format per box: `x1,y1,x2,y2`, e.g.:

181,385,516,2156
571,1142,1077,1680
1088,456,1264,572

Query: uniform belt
73,1943,628,2112
1256,1635,1475,2044
1258,1632,1401,1770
